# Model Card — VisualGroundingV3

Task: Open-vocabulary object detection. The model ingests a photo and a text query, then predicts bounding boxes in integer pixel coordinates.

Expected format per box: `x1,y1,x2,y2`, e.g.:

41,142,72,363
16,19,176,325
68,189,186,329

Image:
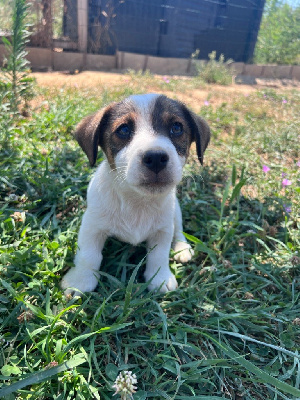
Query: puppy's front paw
173,241,194,263
61,268,99,296
144,269,178,293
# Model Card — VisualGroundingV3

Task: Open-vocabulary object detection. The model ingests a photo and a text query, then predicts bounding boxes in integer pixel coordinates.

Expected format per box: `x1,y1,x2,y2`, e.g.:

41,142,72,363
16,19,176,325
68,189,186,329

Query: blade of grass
62,322,133,356
200,331,300,398
175,397,226,400
122,255,146,317
0,354,87,397
217,330,300,360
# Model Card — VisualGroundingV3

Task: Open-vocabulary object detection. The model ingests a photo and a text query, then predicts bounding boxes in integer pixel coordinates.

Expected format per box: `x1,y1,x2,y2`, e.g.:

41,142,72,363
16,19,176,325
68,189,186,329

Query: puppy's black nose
142,150,169,174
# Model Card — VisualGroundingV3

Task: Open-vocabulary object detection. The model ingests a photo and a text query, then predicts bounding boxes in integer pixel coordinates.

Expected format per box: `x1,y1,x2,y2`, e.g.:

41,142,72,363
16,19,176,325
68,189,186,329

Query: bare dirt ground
31,71,299,113
33,71,125,88
33,70,298,90
32,70,299,88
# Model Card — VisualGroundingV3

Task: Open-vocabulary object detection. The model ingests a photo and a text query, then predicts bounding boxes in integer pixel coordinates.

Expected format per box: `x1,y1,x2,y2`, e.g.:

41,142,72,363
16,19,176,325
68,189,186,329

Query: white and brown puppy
61,93,210,295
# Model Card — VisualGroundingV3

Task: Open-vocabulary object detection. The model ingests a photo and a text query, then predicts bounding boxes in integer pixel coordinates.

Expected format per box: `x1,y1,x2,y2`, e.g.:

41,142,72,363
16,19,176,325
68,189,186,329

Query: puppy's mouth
138,176,174,192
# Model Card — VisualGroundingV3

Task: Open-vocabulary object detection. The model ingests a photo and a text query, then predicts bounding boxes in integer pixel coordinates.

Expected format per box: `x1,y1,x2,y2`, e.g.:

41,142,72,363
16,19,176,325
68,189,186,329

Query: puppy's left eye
116,124,132,139
170,122,183,136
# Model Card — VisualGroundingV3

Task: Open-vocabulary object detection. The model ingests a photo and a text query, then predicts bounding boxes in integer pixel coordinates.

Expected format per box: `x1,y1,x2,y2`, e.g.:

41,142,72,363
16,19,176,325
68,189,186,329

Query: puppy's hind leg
61,211,107,296
173,198,194,263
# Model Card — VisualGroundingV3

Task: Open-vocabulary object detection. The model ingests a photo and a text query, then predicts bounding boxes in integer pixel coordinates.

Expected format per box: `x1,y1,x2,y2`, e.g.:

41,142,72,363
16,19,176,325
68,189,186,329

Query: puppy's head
75,94,210,195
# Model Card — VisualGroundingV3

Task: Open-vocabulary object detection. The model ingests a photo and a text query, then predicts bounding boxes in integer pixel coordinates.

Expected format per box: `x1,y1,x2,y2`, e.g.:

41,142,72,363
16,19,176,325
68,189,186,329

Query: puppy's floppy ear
192,113,211,165
181,105,210,165
189,112,211,165
74,105,112,166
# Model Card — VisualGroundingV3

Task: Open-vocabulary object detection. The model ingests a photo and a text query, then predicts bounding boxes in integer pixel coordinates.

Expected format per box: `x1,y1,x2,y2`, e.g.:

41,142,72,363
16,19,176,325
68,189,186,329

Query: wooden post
77,0,88,53
41,0,52,48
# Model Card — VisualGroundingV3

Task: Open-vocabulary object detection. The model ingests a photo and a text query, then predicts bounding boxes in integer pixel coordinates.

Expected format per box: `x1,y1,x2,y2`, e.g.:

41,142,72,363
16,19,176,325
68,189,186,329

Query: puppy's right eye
116,124,132,139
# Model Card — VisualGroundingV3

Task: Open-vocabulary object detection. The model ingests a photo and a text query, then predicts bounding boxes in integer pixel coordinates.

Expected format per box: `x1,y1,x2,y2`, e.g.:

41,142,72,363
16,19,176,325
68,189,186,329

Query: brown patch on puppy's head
152,96,193,159
74,106,112,166
181,105,211,165
74,100,137,167
152,95,210,165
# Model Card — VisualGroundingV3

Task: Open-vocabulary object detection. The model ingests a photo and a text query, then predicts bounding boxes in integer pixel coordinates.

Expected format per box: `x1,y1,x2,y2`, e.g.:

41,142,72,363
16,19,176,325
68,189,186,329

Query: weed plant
1,0,35,121
194,51,234,85
0,77,299,399
254,0,300,65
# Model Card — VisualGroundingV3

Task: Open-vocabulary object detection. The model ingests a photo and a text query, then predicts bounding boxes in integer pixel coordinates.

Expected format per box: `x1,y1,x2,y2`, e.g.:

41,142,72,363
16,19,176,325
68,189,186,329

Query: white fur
129,93,159,115
115,132,184,195
61,94,193,295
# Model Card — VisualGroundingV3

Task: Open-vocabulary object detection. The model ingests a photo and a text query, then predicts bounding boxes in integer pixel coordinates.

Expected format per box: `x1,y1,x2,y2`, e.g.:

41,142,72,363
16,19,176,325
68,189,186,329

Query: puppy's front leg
173,198,194,263
61,211,107,296
144,231,178,293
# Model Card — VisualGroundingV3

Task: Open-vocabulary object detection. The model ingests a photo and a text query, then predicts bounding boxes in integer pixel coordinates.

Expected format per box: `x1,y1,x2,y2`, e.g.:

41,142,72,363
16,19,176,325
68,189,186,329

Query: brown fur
74,105,114,166
152,96,193,158
74,101,137,168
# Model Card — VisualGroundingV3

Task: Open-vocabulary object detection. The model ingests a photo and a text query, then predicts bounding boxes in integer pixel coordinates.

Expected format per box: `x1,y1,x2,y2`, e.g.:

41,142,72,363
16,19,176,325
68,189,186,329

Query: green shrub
194,51,234,85
254,0,300,64
1,0,35,117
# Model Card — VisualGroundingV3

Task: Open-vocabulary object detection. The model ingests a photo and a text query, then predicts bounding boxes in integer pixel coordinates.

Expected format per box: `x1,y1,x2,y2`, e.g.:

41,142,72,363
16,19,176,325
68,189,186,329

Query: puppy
61,94,210,295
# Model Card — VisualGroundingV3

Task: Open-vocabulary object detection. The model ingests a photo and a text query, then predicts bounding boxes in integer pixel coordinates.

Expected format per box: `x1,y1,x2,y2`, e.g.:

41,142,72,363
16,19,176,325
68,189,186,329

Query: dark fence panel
158,0,219,58
64,0,265,62
63,0,78,41
113,0,162,55
193,0,265,62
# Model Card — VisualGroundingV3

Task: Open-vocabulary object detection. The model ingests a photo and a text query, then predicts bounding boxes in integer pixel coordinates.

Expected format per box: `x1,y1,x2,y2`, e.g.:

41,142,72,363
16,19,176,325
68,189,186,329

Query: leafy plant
194,51,234,85
0,0,13,32
254,0,300,64
1,0,35,117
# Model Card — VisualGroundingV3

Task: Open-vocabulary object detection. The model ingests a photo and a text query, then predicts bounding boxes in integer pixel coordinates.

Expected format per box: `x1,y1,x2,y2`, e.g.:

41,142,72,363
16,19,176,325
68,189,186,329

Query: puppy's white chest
108,200,173,245
87,165,175,245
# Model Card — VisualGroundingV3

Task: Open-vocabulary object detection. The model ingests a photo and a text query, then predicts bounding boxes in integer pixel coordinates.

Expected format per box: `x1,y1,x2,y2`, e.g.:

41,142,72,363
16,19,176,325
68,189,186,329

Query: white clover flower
112,370,137,399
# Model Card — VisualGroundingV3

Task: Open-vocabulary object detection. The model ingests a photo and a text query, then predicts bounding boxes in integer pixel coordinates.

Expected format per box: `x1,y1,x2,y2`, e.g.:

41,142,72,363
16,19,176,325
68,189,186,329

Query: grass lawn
0,71,299,399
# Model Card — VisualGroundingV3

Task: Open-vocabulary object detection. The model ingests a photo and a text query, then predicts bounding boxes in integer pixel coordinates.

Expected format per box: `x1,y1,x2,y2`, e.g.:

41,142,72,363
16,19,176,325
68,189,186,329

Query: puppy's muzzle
142,150,169,174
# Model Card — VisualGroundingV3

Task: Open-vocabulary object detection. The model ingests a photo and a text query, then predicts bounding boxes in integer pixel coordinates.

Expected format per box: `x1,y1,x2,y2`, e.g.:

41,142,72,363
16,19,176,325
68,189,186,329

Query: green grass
0,75,299,399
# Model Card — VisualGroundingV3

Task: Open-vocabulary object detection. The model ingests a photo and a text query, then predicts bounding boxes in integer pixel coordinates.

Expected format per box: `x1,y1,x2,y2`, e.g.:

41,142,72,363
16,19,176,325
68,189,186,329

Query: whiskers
182,170,198,184
110,163,127,185
180,166,205,192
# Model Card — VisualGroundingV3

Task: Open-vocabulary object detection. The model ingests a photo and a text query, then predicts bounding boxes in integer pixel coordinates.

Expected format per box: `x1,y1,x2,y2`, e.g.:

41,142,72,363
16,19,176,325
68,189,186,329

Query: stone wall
0,45,299,80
